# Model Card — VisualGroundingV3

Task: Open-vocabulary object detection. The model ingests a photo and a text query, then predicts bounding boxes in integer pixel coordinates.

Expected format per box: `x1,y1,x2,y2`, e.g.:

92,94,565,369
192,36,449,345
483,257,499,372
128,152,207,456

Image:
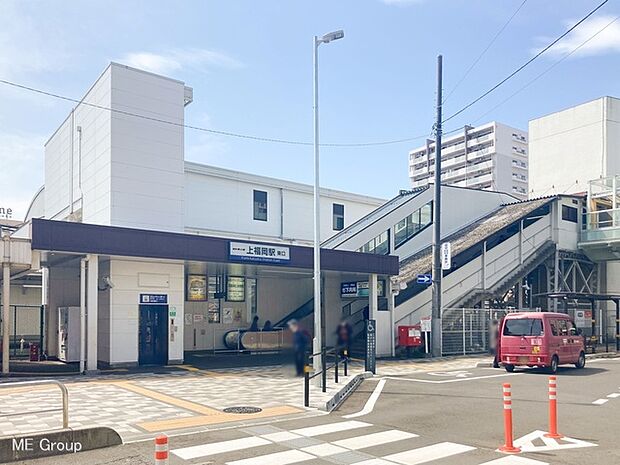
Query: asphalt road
15,357,620,465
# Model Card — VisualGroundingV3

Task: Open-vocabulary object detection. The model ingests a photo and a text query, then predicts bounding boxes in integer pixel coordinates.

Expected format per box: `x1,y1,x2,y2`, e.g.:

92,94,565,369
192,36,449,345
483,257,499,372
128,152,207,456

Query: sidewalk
0,356,492,442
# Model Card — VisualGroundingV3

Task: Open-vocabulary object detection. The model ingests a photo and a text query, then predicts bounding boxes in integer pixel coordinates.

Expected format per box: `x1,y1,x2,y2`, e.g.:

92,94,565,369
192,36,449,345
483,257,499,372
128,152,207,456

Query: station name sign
229,241,290,264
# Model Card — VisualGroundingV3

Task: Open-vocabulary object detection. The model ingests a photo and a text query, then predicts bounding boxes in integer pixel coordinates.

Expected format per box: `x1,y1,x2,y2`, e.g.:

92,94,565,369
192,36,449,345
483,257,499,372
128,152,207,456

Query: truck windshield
503,318,543,336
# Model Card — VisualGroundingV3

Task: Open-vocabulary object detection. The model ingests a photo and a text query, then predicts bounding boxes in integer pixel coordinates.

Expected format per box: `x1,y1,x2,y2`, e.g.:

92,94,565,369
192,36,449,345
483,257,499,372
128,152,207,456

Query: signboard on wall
229,241,290,264
227,276,246,302
341,280,385,298
187,275,207,301
140,294,168,304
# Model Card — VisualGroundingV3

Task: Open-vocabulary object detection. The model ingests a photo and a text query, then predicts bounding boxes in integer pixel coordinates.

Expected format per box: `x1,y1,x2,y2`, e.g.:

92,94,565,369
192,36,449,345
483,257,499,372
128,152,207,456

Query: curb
317,372,373,412
0,427,122,463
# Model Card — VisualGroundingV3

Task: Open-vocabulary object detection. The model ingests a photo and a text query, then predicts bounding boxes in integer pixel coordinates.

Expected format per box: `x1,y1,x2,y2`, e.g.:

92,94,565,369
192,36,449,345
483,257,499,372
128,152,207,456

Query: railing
303,347,349,407
582,209,620,242
0,380,69,430
0,305,44,358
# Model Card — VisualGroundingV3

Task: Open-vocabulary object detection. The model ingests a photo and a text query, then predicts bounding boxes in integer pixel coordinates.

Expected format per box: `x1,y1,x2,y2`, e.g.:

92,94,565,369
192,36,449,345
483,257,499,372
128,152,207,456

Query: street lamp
313,29,344,374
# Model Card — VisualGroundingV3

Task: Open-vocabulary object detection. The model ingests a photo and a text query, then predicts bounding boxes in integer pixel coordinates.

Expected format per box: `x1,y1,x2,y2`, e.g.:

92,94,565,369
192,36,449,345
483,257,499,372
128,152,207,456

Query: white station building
2,67,620,373
3,63,395,371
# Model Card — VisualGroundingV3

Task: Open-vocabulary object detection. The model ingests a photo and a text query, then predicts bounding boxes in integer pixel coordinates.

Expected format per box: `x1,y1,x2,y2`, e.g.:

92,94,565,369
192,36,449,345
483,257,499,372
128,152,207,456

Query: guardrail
0,380,68,430
303,347,348,407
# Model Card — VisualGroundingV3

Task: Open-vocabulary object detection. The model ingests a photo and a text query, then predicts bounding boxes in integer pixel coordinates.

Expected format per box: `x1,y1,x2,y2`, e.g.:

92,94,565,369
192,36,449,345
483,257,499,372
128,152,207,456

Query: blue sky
1,0,620,217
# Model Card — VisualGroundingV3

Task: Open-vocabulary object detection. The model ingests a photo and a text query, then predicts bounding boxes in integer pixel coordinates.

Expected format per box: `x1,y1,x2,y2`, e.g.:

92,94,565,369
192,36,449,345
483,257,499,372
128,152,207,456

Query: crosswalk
170,419,549,465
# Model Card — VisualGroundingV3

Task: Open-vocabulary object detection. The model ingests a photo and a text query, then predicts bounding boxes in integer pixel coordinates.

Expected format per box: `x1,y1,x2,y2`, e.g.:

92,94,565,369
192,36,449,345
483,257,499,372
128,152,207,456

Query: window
247,278,257,318
253,190,268,221
562,205,578,223
333,203,344,231
503,318,544,336
358,231,389,255
394,201,433,248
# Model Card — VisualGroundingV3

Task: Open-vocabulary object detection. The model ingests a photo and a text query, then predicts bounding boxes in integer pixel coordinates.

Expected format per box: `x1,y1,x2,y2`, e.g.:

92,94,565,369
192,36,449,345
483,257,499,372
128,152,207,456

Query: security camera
99,276,114,291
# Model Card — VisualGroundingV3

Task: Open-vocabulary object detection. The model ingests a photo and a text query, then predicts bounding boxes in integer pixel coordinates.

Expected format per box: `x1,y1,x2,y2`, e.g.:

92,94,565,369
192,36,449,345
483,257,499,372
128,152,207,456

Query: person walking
288,319,307,376
336,318,353,358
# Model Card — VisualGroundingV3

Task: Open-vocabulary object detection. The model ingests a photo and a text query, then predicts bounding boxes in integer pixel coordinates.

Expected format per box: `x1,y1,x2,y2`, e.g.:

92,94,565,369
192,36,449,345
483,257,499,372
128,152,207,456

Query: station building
2,67,620,372
1,63,396,371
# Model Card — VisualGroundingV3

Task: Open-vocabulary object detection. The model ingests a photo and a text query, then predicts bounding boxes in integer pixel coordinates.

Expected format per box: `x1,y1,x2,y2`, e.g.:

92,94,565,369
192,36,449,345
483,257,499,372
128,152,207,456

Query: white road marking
172,437,270,460
226,450,315,465
290,420,371,437
480,456,549,464
592,399,609,405
332,430,418,450
607,393,620,398
260,431,302,442
300,443,349,457
385,372,522,384
344,379,386,419
513,430,597,452
383,441,475,464
427,370,472,377
353,460,398,465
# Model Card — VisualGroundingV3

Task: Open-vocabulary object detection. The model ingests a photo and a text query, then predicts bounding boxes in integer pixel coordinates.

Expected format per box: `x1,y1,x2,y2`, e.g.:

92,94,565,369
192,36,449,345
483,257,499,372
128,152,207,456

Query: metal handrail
304,347,349,407
0,380,69,429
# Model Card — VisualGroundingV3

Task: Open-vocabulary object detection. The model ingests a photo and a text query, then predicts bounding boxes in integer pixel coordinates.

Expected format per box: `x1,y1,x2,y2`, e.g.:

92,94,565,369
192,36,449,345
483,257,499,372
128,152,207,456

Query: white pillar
79,258,86,374
2,234,10,375
369,274,378,321
86,254,98,372
2,261,10,375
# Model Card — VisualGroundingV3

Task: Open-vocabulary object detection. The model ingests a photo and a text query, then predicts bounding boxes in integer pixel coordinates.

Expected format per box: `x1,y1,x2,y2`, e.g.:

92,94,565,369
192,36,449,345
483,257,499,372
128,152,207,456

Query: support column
388,280,395,357
41,266,49,355
615,299,619,352
369,274,378,321
2,261,10,375
86,254,98,373
80,258,87,374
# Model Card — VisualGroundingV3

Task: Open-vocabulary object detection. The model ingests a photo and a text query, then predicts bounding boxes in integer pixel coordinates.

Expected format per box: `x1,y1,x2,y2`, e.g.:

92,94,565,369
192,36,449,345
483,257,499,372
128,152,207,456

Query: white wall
184,164,384,244
45,66,112,223
44,63,187,232
529,98,611,197
331,186,512,262
104,258,184,365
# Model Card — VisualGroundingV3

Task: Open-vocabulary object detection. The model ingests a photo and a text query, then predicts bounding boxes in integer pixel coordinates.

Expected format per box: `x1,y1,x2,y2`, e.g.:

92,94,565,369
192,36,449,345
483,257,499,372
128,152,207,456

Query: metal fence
442,308,516,356
0,305,44,358
441,307,619,356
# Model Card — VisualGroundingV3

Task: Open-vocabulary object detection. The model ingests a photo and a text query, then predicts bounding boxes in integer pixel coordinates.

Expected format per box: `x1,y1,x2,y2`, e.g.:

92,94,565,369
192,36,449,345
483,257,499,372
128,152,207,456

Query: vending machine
58,307,81,362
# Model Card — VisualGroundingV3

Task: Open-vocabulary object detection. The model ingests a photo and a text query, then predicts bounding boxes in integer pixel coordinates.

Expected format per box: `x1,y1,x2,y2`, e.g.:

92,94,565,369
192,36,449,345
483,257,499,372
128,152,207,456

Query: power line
471,14,620,125
442,0,611,124
0,77,436,148
443,0,528,104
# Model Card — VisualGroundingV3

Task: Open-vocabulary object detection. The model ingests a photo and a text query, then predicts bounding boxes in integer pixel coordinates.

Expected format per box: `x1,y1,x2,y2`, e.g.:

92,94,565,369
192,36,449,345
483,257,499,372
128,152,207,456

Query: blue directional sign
417,274,432,285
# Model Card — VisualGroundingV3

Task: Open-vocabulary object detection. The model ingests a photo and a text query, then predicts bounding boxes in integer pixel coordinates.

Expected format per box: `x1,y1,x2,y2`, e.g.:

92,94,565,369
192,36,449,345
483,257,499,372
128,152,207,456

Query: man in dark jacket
288,319,307,376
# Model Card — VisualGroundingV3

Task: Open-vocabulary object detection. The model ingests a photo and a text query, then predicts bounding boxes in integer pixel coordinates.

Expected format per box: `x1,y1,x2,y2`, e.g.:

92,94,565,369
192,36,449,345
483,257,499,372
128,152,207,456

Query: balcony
579,176,620,261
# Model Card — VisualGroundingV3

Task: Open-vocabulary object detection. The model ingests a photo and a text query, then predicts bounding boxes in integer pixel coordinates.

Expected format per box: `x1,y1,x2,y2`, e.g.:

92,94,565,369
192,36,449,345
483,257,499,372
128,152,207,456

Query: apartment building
408,122,529,199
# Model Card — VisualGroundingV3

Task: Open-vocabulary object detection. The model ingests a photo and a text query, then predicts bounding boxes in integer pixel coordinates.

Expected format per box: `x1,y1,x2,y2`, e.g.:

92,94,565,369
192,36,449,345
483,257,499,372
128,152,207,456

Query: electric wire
443,0,528,104
442,0,611,124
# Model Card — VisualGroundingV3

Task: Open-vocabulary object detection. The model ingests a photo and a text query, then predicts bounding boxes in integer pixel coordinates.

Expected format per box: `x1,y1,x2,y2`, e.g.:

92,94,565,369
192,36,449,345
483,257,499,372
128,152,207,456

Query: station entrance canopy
30,219,398,276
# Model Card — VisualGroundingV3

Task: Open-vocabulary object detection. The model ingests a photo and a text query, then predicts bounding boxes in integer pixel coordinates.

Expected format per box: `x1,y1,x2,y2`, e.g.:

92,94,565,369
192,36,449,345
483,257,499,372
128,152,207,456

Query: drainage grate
223,406,262,414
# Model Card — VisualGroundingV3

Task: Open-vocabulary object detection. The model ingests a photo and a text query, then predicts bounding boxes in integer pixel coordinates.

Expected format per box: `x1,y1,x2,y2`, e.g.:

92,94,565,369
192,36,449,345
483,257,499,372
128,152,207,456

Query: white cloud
118,48,243,75
534,15,620,58
0,132,45,220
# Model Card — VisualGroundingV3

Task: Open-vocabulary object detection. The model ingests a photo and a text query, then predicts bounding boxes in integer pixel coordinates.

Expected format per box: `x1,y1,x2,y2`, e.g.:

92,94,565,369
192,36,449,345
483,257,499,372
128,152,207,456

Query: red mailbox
398,325,423,347
29,343,40,362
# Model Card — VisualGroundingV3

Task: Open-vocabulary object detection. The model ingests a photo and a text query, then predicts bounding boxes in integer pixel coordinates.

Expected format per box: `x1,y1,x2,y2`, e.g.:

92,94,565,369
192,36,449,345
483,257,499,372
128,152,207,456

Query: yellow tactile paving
111,381,221,416
137,405,302,432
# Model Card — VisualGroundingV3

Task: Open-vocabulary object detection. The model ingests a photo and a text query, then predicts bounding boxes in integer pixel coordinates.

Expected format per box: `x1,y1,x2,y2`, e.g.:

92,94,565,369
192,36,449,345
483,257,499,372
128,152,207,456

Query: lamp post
313,29,344,374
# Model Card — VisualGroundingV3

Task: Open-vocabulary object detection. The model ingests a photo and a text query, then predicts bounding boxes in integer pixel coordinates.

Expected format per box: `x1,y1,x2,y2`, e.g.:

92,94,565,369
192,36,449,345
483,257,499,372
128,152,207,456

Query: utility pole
431,55,443,357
